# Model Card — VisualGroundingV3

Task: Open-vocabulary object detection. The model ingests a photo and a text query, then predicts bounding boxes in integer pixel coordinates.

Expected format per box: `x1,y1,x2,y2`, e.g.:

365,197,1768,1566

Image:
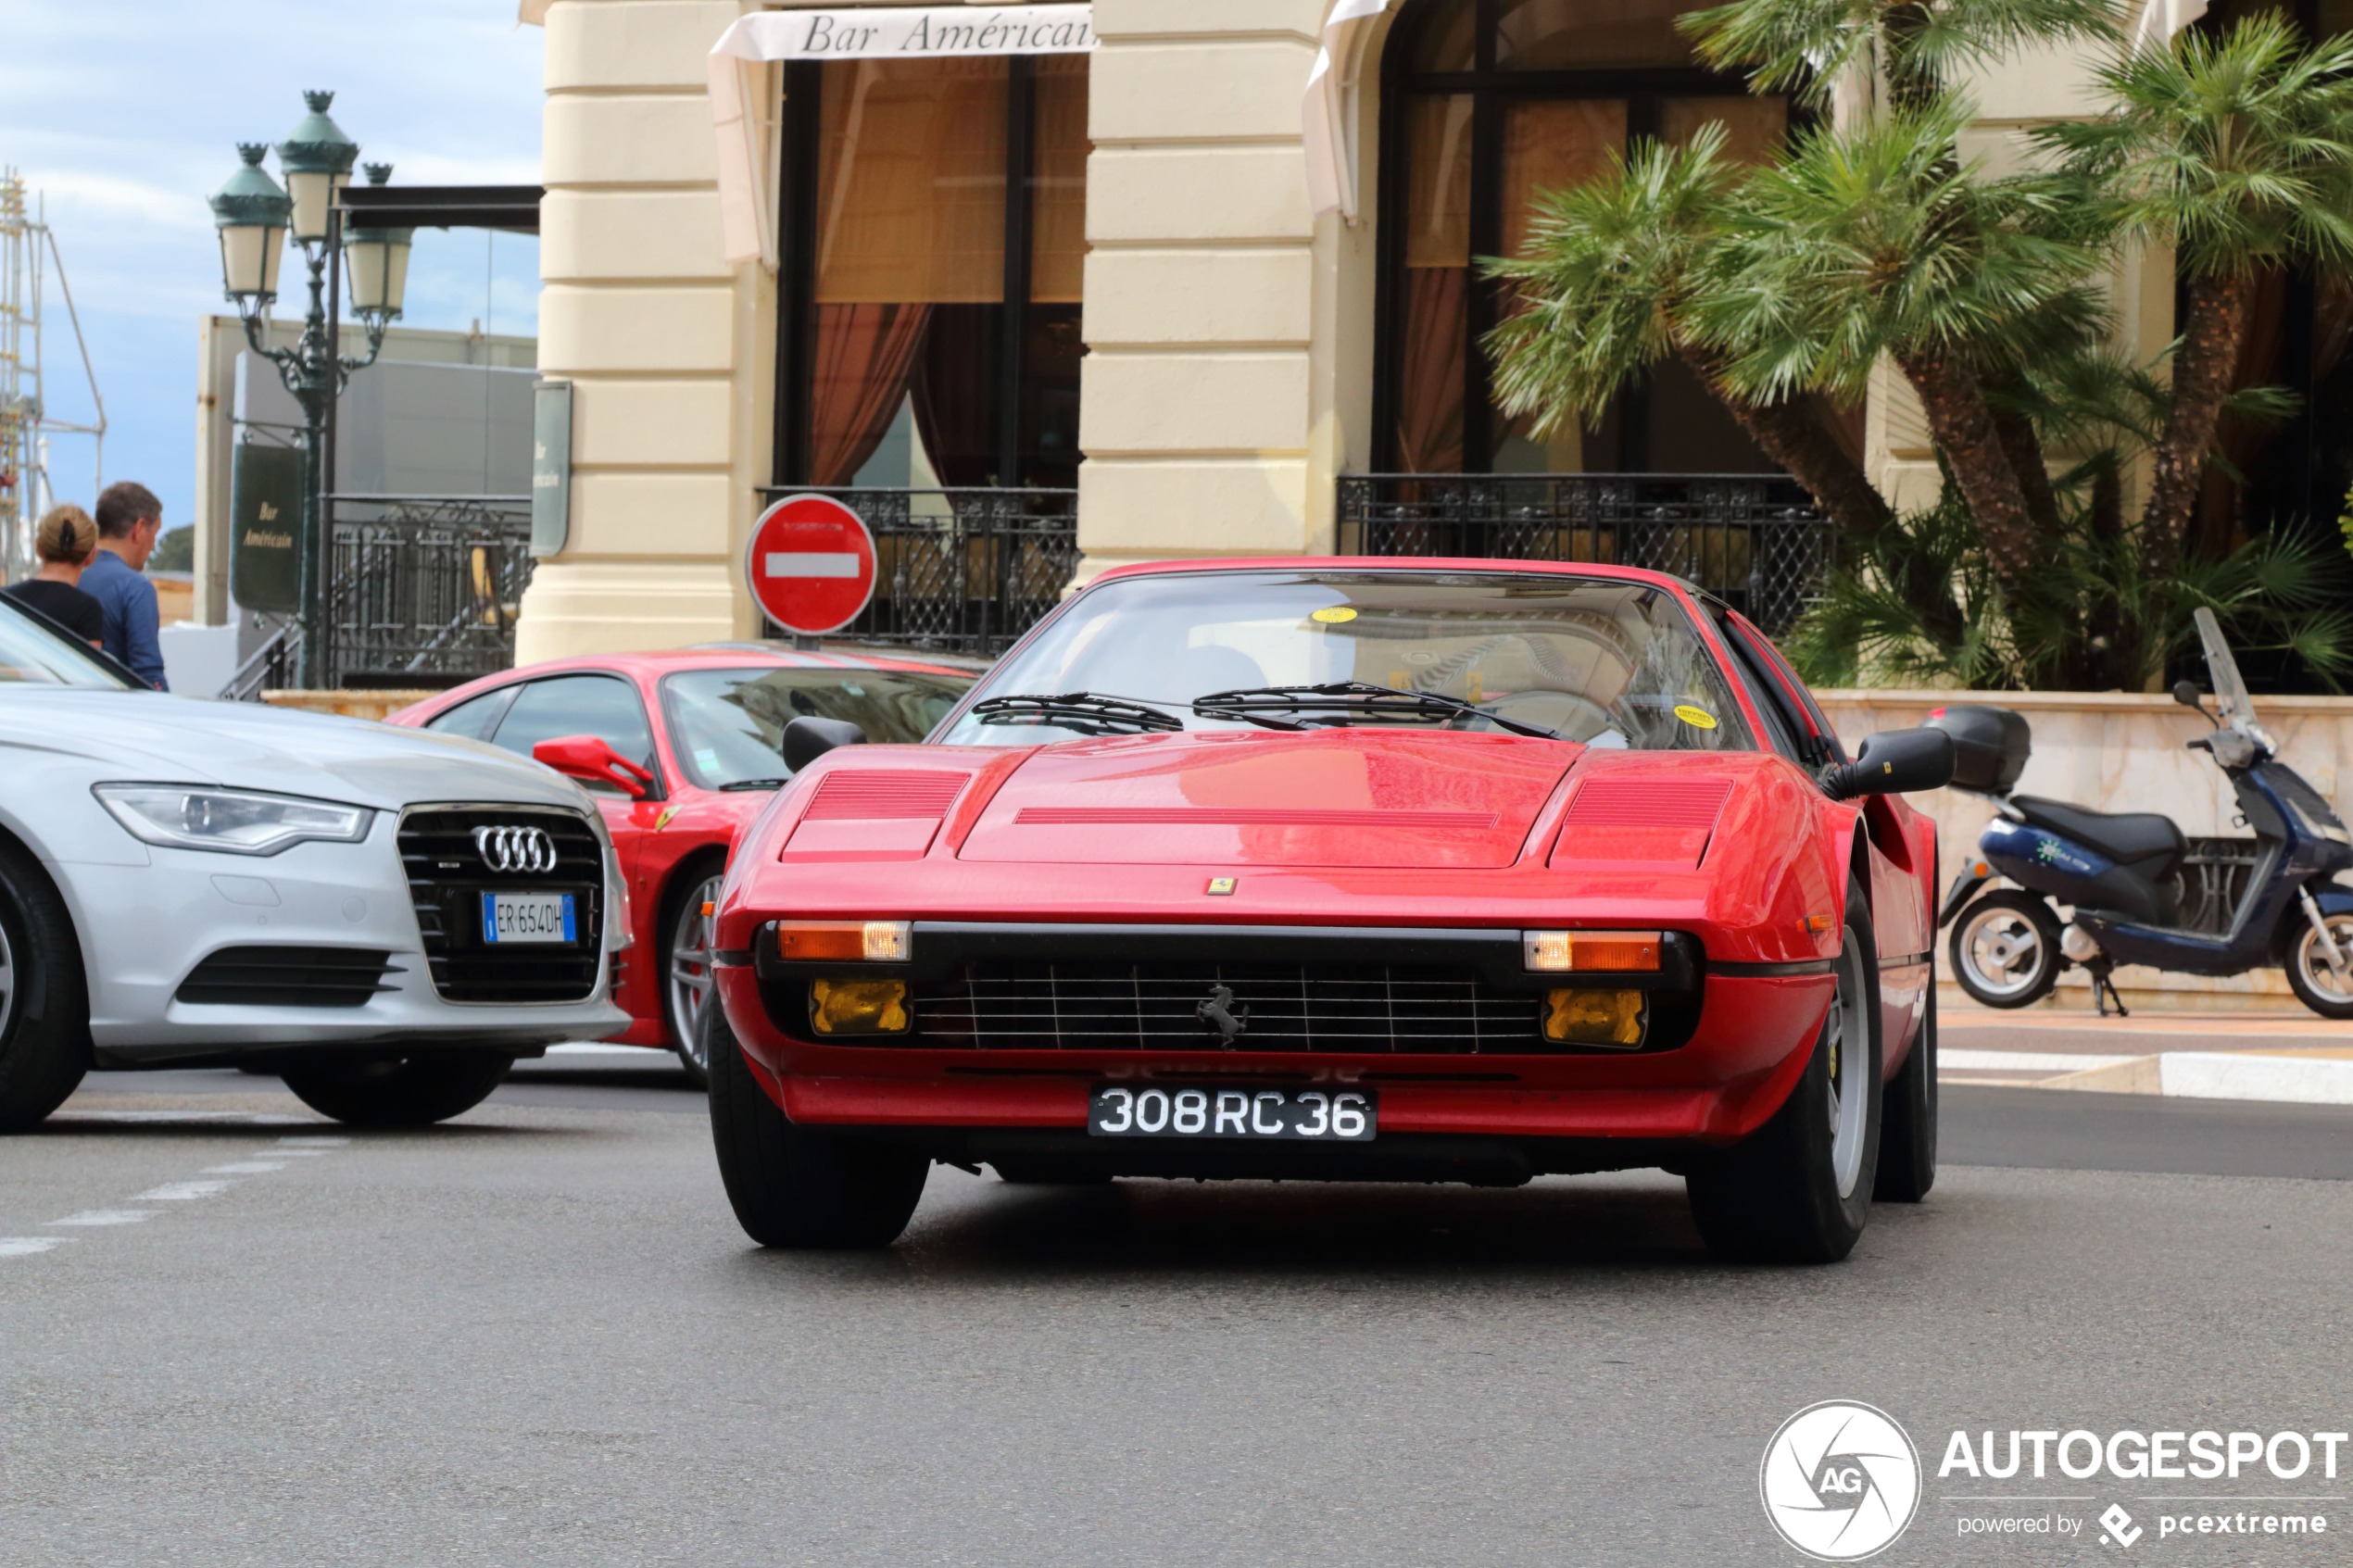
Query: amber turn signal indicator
1804,914,1832,935
1522,929,1663,972
1543,989,1645,1047
775,920,912,962
809,978,911,1035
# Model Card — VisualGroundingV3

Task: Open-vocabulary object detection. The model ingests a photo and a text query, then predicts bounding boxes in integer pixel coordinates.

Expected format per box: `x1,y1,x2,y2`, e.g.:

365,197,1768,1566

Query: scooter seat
2009,796,2186,869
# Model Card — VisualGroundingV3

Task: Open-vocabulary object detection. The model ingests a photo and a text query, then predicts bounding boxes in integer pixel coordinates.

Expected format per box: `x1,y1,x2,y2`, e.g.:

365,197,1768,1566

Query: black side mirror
1825,727,1955,800
2171,679,2218,726
782,716,867,773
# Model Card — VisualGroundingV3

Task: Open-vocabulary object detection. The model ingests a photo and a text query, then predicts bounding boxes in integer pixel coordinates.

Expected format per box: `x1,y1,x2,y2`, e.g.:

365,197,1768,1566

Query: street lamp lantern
275,89,360,245
343,164,412,322
208,144,292,304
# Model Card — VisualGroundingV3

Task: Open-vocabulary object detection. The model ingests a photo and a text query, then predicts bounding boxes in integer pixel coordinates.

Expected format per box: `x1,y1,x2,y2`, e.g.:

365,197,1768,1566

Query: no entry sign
745,494,878,637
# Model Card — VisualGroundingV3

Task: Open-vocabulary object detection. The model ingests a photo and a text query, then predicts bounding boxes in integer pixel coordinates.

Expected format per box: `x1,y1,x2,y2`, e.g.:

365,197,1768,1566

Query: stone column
1076,0,1334,581
519,0,774,661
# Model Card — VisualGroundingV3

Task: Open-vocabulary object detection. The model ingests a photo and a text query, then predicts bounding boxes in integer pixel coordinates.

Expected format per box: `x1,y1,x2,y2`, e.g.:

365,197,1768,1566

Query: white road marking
46,1110,320,1126
45,1210,156,1226
0,1237,74,1257
131,1181,233,1202
203,1162,285,1174
547,1043,652,1056
277,1135,348,1148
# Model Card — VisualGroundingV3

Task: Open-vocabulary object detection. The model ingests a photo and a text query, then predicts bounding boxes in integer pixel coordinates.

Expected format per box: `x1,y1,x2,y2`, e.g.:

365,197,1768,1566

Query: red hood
955,729,1582,869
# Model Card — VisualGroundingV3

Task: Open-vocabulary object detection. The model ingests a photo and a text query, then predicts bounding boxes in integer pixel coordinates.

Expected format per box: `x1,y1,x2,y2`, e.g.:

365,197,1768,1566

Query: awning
706,5,1095,269
1303,0,1401,223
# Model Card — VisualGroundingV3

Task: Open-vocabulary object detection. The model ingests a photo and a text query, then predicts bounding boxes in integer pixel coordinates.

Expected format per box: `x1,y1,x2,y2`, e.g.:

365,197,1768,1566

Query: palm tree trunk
1700,377,1893,537
1894,349,2042,593
2139,273,2253,580
1981,375,2063,536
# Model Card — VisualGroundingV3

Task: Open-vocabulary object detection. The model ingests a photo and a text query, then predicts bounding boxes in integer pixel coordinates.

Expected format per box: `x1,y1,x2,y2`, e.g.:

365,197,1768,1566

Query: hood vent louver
1552,777,1731,868
803,770,971,822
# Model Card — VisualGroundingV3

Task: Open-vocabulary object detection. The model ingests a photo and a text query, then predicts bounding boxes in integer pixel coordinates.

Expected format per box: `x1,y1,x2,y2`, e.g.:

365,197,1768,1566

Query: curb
1952,1050,2353,1107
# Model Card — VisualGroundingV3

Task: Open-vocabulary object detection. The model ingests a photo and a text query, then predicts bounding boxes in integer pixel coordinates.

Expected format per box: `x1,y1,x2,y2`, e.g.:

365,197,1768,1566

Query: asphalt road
3,1064,2349,1567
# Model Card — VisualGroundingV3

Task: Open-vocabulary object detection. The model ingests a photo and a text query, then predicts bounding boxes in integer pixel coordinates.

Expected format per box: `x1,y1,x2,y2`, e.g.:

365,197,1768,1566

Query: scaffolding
1,169,106,581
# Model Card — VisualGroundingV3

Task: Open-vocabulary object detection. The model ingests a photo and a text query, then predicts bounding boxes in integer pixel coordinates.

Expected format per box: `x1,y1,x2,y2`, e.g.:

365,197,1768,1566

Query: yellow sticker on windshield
1675,703,1719,730
1310,607,1357,624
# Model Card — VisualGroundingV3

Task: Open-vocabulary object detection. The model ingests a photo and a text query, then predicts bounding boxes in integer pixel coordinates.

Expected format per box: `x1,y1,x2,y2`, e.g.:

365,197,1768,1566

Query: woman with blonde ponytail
5,503,107,647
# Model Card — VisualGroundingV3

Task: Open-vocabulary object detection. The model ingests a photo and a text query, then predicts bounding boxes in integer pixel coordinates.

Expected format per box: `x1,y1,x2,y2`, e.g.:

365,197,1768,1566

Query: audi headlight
94,784,372,856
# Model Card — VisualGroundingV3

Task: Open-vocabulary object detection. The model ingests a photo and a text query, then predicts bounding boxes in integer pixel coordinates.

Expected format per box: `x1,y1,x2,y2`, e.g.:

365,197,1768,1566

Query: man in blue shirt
85,481,169,690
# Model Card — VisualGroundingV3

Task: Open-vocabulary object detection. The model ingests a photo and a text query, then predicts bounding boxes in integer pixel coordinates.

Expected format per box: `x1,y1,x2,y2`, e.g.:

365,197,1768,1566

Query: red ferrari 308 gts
702,560,1954,1262
388,646,975,1082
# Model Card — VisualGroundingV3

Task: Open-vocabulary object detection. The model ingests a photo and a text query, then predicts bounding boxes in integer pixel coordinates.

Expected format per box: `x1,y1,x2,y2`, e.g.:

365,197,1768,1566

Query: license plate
1088,1084,1376,1141
480,892,576,946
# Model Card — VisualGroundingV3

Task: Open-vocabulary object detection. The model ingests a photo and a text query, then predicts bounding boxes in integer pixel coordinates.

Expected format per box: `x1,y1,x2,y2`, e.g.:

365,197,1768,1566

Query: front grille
397,807,604,1003
908,962,1548,1054
175,947,397,1009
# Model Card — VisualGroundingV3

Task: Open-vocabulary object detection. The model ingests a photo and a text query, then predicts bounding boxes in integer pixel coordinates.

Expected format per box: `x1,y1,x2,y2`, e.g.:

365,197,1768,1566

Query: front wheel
666,870,724,1087
704,998,928,1248
1948,891,2061,1008
0,839,91,1133
278,1051,513,1128
1688,883,1882,1263
2284,907,2353,1021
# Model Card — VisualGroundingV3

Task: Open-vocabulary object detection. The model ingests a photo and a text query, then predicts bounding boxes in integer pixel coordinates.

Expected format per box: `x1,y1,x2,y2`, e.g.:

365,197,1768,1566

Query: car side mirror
532,734,655,800
783,716,866,774
1824,727,1955,800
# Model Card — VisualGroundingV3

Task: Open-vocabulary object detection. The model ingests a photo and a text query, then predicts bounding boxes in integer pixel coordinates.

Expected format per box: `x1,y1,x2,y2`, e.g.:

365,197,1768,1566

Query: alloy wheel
2295,914,2353,1004
669,873,724,1071
1957,905,2048,1000
1826,929,1869,1200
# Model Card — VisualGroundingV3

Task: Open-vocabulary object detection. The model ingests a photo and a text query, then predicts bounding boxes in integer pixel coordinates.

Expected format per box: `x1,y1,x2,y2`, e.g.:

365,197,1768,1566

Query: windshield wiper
967,691,1185,736
1191,682,1563,740
718,777,793,792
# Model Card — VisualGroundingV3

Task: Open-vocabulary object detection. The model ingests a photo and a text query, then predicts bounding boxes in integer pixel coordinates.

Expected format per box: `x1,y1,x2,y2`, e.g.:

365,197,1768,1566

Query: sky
0,0,547,534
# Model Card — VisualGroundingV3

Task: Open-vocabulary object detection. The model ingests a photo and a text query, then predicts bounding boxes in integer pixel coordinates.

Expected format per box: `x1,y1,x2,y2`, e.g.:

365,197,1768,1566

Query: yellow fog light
1543,988,1646,1047
810,978,911,1035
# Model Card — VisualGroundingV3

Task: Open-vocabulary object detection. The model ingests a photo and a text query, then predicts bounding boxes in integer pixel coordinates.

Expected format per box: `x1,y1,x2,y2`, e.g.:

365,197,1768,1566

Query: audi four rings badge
473,824,559,875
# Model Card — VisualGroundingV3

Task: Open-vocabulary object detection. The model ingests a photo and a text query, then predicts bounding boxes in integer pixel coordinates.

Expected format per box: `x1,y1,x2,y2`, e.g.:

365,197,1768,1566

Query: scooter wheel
1948,891,2061,1009
2284,909,2353,1020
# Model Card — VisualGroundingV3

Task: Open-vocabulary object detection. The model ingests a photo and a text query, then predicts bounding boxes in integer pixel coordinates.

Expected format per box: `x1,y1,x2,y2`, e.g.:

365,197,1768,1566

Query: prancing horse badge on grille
1197,983,1249,1047
473,824,559,875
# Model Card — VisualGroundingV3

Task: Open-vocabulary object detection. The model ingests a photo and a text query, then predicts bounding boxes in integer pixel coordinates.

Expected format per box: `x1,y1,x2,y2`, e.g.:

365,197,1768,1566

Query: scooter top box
1930,704,2032,796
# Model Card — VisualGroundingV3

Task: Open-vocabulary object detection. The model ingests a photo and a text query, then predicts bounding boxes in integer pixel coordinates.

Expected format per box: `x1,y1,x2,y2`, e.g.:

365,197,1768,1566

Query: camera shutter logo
1759,1401,1921,1561
473,825,559,876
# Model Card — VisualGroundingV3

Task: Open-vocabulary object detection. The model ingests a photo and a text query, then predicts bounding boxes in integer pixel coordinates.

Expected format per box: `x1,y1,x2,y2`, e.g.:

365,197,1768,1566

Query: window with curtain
1378,0,1788,476
777,53,1088,491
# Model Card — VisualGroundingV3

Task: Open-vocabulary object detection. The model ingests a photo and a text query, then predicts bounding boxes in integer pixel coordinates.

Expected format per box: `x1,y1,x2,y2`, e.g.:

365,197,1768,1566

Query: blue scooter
1932,609,2353,1019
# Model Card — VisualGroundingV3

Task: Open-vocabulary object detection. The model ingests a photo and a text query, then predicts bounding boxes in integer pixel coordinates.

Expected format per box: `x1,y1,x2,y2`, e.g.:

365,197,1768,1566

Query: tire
1688,880,1882,1263
2284,906,2353,1021
664,865,725,1088
0,838,91,1134
278,1051,514,1128
704,998,928,1248
1948,890,2061,1009
1875,972,1937,1203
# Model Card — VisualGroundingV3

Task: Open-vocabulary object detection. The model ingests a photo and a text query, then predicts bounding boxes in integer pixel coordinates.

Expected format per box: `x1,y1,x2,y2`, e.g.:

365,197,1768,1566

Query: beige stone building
515,0,2348,663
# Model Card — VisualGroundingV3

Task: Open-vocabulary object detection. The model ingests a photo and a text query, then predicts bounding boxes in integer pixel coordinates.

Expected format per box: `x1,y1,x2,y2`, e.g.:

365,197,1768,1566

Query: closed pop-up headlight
94,784,371,856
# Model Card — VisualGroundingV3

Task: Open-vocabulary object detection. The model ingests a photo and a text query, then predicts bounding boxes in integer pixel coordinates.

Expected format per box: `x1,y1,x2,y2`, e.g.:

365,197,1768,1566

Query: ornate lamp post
208,92,403,687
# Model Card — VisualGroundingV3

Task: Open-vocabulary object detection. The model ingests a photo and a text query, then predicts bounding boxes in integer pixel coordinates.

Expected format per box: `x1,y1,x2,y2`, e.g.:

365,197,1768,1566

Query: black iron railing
1337,472,1834,635
754,486,1078,655
223,620,305,703
322,494,534,689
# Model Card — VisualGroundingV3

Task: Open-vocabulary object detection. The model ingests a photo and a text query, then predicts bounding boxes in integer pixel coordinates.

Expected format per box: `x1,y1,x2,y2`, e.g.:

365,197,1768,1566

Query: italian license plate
1088,1084,1376,1141
480,892,576,946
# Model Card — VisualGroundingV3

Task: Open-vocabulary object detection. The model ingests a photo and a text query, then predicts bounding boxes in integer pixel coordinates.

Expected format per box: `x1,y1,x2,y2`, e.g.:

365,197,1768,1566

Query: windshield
2194,608,2258,727
661,666,972,789
0,596,132,688
941,570,1755,751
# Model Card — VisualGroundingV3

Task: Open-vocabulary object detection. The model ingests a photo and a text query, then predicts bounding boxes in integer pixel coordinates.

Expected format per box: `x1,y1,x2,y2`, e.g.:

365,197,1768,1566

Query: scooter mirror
1825,727,1956,800
2171,679,2207,712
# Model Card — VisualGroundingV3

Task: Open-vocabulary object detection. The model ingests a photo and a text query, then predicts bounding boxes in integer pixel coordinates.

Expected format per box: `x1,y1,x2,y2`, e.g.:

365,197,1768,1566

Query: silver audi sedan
0,598,628,1130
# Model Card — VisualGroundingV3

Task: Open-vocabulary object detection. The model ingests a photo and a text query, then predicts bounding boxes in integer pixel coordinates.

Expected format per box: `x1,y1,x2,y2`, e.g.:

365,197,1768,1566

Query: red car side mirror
533,734,655,799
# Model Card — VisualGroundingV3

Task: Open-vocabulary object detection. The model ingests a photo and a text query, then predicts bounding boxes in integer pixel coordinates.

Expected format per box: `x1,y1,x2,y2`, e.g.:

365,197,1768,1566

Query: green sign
532,380,573,559
230,442,306,614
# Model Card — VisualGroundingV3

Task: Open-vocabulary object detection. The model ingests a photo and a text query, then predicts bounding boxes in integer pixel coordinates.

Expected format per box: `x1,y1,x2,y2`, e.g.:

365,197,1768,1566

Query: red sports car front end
703,560,1947,1262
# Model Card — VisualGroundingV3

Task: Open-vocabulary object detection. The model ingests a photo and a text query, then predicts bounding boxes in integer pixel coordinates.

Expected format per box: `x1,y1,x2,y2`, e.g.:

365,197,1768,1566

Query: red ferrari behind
388,646,975,1082
703,561,1954,1262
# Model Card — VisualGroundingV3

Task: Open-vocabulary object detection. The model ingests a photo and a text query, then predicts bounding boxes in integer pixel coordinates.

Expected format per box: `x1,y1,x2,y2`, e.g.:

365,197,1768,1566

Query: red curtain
1395,268,1467,473
811,302,933,485
912,307,999,487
